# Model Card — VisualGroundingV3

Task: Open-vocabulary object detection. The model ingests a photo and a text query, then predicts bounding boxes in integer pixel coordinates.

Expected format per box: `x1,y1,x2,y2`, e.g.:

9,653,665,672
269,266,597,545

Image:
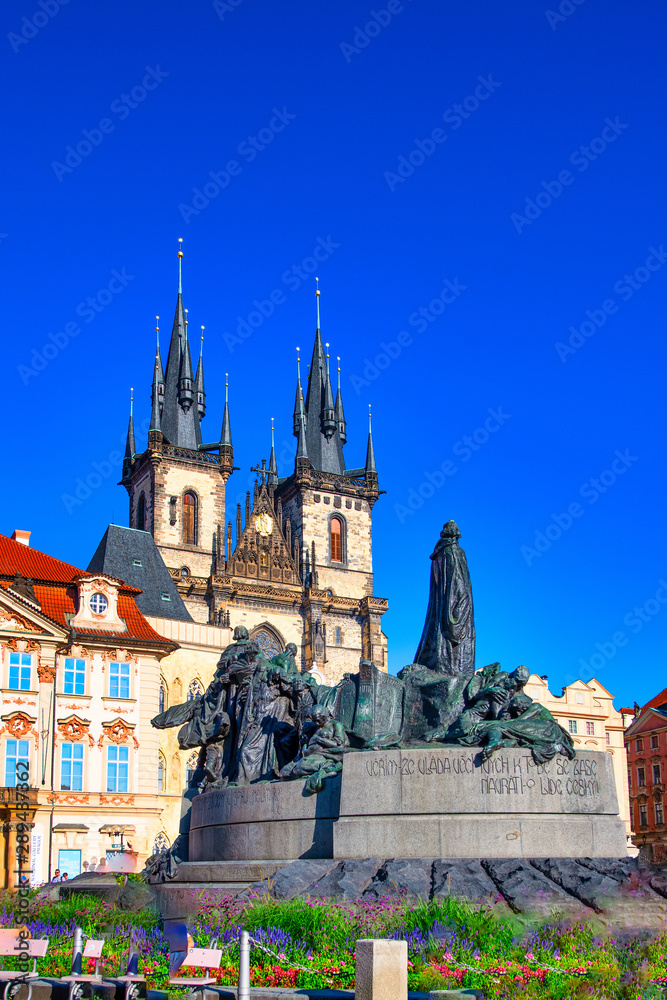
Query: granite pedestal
188,748,626,861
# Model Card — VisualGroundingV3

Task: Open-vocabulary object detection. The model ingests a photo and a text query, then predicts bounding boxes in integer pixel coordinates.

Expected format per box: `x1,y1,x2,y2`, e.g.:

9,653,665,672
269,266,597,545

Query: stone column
355,939,407,1000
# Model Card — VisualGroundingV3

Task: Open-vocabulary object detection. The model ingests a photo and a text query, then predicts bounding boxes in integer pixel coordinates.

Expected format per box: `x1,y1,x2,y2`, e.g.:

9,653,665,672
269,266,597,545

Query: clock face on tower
256,513,273,537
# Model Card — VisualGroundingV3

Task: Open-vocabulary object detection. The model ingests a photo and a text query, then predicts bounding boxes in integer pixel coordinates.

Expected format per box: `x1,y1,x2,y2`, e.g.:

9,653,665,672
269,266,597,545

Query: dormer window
90,593,108,615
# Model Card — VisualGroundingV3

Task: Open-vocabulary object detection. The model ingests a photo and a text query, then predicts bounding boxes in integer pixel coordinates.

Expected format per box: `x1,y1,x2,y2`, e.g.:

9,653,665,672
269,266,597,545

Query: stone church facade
120,254,387,684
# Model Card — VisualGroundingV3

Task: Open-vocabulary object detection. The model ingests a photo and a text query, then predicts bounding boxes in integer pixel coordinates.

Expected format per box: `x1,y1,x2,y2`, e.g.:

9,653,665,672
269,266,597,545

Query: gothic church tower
121,255,387,681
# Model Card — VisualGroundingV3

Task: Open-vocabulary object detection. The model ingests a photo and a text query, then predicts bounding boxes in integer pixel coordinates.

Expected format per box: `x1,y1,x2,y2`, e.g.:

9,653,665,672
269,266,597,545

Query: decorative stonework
0,606,41,633
101,718,139,749
70,575,127,633
4,637,41,653
37,662,56,683
47,793,89,805
0,712,38,749
100,794,135,806
56,715,94,748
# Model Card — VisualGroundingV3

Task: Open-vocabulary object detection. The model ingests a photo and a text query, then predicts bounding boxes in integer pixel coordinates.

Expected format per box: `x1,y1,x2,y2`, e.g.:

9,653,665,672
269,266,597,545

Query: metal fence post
238,931,250,1000
71,927,83,975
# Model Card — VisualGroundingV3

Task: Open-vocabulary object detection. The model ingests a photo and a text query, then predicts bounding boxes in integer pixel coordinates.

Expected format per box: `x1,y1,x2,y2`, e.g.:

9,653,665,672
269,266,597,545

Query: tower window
182,491,198,546
330,516,343,563
137,493,146,531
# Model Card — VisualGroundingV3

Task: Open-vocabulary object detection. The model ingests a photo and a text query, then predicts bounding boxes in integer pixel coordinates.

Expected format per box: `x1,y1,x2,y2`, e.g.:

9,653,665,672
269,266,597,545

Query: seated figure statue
426,662,529,743
280,704,348,793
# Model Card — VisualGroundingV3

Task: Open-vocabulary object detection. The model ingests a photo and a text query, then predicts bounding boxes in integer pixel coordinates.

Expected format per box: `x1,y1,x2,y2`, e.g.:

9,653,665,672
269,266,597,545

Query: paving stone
481,858,587,916
308,858,383,900
432,859,499,905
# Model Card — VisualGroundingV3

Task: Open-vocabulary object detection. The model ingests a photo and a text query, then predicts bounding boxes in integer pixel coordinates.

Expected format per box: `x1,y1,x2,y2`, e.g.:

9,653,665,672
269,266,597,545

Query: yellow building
0,529,177,885
524,674,633,842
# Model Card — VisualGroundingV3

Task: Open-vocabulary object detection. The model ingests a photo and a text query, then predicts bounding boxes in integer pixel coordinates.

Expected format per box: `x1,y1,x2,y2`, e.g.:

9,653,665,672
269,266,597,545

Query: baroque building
524,674,633,843
0,529,178,883
119,252,388,684
624,688,667,860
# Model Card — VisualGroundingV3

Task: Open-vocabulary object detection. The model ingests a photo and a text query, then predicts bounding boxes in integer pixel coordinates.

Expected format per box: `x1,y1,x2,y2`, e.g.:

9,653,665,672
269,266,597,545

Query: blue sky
3,0,666,708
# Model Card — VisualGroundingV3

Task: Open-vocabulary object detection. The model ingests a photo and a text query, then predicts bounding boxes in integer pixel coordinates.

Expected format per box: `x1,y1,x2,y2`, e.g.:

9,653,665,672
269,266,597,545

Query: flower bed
1,887,667,998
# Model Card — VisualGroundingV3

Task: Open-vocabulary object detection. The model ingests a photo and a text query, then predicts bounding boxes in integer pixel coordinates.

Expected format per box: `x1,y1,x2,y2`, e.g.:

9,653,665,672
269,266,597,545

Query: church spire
122,388,135,481
268,417,278,485
219,373,234,479
292,347,304,436
149,354,162,433
160,240,202,448
178,310,195,411
296,387,310,474
303,281,345,475
335,355,347,445
322,340,336,440
195,325,206,420
365,404,378,479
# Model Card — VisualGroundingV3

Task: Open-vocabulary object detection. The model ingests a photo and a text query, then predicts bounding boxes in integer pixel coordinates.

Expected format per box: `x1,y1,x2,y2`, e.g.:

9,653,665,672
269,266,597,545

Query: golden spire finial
368,403,372,431
296,346,301,381
315,277,320,329
155,315,160,351
225,372,229,403
184,307,188,330
130,387,134,417
200,325,204,357
177,238,183,293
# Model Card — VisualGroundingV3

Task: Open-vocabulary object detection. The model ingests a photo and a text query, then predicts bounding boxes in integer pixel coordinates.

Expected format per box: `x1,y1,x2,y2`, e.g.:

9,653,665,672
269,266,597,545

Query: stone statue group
152,520,575,801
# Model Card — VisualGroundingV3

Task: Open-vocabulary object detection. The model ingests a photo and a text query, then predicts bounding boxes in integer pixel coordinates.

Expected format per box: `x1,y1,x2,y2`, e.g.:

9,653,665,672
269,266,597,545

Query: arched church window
137,493,146,531
186,751,199,786
182,491,198,546
330,516,344,563
153,832,169,855
251,628,281,659
187,679,204,701
159,679,167,714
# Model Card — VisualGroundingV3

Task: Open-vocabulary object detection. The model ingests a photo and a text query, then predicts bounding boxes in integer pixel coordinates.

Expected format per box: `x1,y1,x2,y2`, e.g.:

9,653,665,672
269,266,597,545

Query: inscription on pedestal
363,752,601,800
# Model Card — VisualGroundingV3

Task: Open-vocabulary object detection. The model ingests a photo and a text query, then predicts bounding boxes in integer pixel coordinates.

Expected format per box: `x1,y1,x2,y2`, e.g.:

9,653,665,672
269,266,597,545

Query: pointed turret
268,419,278,485
322,342,337,440
149,355,162,433
365,405,378,485
335,356,347,445
122,389,136,482
219,373,234,478
292,348,305,436
195,326,206,421
154,315,165,414
295,389,310,476
160,241,202,449
178,310,195,411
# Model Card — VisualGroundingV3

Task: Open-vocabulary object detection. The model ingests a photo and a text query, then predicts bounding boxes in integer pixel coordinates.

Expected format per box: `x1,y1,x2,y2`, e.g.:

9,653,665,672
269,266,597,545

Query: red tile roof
642,687,667,713
0,534,173,646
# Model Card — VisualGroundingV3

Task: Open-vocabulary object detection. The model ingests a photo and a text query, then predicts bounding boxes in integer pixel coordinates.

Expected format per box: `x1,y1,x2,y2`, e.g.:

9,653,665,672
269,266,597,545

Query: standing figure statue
414,520,475,676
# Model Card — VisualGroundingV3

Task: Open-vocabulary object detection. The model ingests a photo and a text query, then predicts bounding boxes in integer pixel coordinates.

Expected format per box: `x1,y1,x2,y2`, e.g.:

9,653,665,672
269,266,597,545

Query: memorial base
189,747,626,861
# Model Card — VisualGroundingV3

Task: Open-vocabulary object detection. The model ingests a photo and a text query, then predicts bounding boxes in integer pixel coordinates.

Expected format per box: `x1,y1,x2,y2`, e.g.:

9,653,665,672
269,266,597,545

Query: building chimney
11,530,31,547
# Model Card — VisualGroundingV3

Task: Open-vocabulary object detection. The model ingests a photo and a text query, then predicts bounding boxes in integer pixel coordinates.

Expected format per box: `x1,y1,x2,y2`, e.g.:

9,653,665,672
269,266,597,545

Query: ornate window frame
328,513,347,565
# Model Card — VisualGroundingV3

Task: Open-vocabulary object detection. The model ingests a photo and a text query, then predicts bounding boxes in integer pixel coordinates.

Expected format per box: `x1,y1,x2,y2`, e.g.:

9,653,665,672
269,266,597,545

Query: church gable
229,479,299,586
